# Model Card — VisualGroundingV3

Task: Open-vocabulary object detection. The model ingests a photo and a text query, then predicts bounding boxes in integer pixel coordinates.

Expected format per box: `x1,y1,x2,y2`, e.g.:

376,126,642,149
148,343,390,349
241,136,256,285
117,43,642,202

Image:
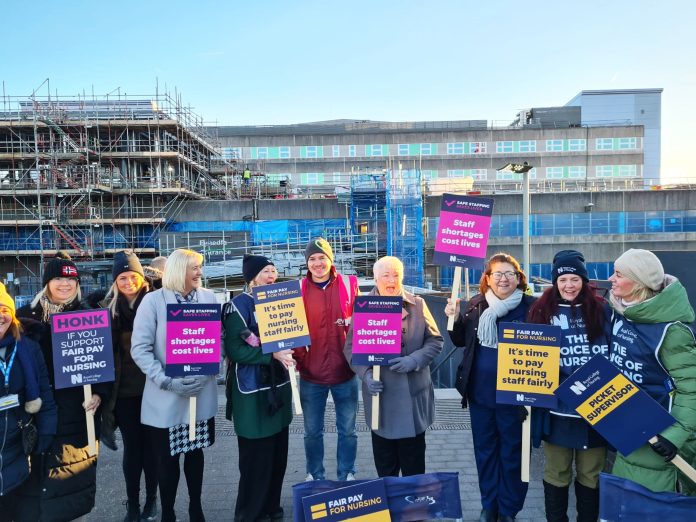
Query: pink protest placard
165,303,221,377
433,193,494,270
350,296,402,365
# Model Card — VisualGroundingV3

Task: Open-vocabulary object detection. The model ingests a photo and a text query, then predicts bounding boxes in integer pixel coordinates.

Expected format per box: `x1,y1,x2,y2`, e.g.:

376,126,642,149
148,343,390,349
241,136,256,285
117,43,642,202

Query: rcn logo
184,365,191,372
570,381,587,395
71,374,83,385
516,393,525,402
368,355,375,362
278,342,285,349
449,255,457,262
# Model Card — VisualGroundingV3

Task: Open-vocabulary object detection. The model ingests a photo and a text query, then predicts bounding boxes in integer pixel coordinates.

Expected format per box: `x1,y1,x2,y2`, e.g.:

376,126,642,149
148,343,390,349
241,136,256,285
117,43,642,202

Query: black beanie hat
552,250,589,283
42,251,80,286
242,254,275,284
112,250,144,281
304,237,334,263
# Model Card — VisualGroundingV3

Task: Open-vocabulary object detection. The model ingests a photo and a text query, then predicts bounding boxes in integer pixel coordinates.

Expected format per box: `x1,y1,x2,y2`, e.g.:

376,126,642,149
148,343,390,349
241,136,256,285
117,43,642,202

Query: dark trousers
235,427,289,522
371,431,426,477
0,490,18,522
469,400,528,517
114,396,158,504
149,426,207,522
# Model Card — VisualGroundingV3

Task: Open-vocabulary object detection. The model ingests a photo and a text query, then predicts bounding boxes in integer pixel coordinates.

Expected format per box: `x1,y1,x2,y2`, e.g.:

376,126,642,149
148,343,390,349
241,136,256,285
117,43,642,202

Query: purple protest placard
165,303,221,377
51,309,115,389
432,193,494,270
351,296,402,365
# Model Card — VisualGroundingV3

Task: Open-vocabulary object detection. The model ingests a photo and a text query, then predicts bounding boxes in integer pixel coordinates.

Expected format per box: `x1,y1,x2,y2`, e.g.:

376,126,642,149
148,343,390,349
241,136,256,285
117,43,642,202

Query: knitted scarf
477,288,524,349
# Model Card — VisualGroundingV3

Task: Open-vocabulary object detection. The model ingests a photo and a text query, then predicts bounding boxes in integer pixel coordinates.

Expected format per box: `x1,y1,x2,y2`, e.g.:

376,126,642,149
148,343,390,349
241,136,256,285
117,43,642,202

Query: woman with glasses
444,253,535,522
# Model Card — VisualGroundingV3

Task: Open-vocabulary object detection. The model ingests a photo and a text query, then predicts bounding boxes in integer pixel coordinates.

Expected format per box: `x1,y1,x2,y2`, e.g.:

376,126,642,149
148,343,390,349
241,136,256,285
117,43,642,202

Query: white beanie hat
614,249,665,291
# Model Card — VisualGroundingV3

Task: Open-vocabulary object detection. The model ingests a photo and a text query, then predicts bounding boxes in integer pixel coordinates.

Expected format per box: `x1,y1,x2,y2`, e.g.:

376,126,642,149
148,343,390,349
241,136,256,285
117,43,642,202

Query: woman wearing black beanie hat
527,250,610,522
14,252,110,522
223,254,294,522
101,250,158,521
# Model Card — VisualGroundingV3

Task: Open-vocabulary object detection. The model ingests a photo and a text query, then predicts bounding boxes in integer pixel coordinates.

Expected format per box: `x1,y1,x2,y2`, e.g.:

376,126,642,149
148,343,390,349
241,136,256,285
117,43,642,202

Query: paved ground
91,388,574,521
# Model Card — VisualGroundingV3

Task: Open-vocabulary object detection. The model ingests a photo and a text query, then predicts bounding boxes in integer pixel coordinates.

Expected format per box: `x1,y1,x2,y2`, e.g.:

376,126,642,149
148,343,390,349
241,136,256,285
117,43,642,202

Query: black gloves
650,434,678,461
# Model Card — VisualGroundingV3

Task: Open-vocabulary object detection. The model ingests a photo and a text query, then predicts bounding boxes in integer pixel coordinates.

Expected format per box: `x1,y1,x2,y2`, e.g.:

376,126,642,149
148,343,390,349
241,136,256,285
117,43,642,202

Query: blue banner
555,355,674,456
600,472,696,521
293,472,462,522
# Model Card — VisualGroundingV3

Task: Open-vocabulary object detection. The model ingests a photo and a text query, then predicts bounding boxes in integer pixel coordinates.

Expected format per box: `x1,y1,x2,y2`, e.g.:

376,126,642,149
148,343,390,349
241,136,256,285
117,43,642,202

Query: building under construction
0,88,241,296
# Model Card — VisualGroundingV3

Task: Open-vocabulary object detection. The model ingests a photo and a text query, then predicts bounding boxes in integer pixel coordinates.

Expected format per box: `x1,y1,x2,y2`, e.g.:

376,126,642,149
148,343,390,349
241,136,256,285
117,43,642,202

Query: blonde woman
131,249,218,522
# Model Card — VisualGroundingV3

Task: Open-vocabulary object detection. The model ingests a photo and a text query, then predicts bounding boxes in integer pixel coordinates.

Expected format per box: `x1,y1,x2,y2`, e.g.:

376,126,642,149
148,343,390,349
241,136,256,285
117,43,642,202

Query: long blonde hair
105,277,149,318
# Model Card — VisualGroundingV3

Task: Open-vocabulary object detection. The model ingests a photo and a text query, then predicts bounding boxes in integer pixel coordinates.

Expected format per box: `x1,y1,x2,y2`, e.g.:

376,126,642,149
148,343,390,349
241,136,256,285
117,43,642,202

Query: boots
141,492,158,521
189,499,206,522
543,480,569,522
575,481,599,522
122,500,140,522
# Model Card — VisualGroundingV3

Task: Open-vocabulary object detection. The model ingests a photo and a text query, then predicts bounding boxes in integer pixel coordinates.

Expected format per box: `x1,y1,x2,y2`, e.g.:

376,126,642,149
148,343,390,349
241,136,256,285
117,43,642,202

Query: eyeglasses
490,271,518,281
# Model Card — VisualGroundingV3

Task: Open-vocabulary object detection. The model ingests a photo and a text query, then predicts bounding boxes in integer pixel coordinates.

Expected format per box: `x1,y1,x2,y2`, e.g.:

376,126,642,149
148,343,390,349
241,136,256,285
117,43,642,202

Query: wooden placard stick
83,384,97,456
371,365,380,430
447,266,462,331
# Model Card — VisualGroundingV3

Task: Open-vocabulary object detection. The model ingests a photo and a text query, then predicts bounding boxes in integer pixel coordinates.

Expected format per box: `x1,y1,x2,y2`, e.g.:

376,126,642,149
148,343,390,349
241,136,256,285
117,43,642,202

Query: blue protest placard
496,322,561,408
351,296,403,366
555,354,675,456
253,280,311,353
165,303,222,377
302,478,391,522
51,309,115,389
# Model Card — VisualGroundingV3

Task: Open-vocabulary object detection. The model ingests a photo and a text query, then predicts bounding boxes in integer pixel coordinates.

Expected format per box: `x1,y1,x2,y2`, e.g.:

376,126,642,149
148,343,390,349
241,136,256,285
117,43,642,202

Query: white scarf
477,288,524,349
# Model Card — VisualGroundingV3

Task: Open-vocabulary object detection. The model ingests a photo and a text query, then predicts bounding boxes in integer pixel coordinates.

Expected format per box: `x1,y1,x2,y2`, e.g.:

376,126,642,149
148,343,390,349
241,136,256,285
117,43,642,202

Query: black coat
449,293,536,408
14,299,112,522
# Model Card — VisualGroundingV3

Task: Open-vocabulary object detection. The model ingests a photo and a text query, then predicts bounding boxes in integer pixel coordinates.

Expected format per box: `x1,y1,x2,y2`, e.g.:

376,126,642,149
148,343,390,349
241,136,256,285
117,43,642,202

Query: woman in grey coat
344,256,443,476
131,249,218,522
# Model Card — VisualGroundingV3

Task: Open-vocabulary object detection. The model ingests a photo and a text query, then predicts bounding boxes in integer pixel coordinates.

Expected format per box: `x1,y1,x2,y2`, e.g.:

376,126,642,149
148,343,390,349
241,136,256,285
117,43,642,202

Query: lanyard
0,342,17,392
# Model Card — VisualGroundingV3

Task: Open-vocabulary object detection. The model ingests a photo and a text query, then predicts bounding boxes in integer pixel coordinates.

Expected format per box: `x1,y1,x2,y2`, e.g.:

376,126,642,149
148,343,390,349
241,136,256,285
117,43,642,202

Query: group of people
0,239,693,522
445,248,696,522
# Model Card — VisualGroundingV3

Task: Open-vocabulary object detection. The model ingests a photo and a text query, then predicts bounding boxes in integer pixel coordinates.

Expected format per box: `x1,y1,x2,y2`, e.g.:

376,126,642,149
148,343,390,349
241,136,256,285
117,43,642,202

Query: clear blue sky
2,0,694,180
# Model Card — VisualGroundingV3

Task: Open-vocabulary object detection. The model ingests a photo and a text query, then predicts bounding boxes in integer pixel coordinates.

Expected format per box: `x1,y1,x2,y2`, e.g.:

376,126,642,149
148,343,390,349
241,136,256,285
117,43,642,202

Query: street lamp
497,162,534,276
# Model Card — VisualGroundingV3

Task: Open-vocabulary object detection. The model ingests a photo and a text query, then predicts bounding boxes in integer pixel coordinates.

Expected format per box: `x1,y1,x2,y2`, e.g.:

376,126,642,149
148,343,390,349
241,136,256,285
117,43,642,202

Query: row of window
427,210,696,239
266,165,639,185
222,137,640,161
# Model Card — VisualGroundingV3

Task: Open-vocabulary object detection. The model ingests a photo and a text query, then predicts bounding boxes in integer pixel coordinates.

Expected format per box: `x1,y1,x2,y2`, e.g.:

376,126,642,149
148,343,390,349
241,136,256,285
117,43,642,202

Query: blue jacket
0,336,57,496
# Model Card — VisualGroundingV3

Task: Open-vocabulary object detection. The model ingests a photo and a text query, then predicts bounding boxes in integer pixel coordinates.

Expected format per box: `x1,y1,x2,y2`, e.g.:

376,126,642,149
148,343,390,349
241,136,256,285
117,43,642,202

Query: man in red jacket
294,237,359,481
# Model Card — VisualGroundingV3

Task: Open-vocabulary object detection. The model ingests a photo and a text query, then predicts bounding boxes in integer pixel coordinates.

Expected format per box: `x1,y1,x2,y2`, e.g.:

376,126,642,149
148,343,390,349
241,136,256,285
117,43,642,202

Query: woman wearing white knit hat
608,248,696,495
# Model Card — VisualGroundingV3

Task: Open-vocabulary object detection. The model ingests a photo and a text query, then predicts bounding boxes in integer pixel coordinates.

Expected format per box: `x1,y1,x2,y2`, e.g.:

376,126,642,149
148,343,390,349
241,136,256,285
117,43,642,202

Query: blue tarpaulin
599,472,696,522
292,472,462,522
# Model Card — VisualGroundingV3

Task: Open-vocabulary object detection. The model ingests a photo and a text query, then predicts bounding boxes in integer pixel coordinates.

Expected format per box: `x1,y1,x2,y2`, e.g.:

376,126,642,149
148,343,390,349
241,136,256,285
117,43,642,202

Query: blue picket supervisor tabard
302,478,390,522
555,354,675,456
51,309,115,389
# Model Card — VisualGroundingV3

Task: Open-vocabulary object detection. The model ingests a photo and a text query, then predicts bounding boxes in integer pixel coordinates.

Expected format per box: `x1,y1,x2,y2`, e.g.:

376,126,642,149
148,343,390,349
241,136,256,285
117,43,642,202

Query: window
279,146,291,159
546,167,564,179
618,137,637,150
332,145,340,157
367,144,384,157
496,141,513,153
447,169,487,180
618,164,637,177
420,143,433,155
332,171,343,184
348,145,356,157
447,142,464,154
568,139,586,151
519,140,536,153
305,146,319,158
496,168,536,180
223,147,242,160
398,144,409,156
256,147,268,159
596,165,613,178
469,142,486,154
596,138,613,151
421,170,437,181
568,166,586,179
546,140,563,152
470,169,487,180
301,172,324,185
447,169,466,178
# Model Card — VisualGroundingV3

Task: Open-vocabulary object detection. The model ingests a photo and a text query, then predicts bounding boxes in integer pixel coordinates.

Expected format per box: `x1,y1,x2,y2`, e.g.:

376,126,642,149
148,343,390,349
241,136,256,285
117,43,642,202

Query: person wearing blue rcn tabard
527,250,610,522
445,253,535,522
608,249,696,496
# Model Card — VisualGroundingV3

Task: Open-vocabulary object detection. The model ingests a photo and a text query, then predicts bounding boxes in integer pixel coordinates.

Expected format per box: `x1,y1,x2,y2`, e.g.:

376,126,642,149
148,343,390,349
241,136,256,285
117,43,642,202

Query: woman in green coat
223,255,294,522
608,248,696,494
